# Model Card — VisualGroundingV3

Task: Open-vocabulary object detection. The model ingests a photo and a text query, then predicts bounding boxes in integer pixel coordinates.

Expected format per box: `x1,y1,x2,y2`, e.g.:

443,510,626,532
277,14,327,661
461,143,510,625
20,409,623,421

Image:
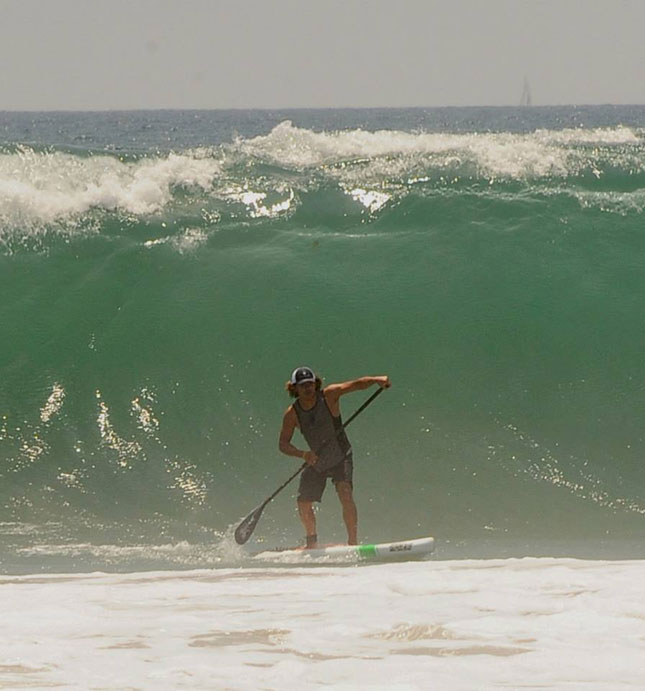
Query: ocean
1,107,644,689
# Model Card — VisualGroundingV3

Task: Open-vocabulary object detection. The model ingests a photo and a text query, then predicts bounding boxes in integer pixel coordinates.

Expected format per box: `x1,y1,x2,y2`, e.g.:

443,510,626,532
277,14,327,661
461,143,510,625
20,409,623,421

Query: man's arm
278,406,318,465
324,375,391,416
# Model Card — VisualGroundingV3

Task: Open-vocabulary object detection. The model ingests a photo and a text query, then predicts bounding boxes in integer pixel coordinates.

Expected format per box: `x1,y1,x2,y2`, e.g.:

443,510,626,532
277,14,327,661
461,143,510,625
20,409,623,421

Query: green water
1,108,645,570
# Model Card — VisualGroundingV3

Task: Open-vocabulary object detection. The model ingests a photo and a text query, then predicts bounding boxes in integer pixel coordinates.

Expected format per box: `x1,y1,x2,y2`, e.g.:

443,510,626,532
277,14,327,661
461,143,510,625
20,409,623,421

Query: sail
520,77,532,106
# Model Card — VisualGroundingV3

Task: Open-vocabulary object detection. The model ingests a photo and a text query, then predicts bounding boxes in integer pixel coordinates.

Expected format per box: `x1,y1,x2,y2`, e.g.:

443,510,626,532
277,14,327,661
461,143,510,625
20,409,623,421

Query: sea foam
1,558,643,689
0,147,221,226
1,123,643,235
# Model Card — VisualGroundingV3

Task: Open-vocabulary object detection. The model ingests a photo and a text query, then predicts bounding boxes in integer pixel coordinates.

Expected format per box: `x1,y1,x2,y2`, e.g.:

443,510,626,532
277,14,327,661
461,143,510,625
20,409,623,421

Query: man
278,366,391,548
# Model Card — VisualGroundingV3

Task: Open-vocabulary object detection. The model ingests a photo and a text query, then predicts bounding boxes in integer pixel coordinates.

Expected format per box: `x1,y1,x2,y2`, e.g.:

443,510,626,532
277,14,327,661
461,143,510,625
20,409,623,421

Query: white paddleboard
251,536,435,562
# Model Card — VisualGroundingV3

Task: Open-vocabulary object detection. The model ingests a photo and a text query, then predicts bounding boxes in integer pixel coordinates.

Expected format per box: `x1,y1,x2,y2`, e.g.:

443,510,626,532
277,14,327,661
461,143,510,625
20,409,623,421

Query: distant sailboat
520,78,532,106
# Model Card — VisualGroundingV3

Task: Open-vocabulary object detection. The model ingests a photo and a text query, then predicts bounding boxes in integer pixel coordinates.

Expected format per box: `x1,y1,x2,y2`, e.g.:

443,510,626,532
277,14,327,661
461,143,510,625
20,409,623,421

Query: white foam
1,558,643,689
1,124,642,237
143,227,210,253
347,187,391,212
221,185,296,218
0,147,222,227
95,390,143,469
572,188,645,215
495,422,645,517
235,121,644,181
131,390,160,435
40,383,65,423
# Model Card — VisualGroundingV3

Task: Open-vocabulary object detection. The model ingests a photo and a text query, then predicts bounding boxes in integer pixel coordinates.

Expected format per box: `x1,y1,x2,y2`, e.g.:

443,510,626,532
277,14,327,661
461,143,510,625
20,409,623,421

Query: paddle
234,386,385,545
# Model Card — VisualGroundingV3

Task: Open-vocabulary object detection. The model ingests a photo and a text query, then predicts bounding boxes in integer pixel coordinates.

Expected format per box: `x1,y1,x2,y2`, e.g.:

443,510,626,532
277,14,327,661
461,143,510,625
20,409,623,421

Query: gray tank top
293,392,352,472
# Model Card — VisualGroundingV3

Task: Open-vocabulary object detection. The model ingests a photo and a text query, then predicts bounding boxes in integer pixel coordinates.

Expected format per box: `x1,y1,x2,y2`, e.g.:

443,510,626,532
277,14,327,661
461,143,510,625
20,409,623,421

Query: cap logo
290,366,316,385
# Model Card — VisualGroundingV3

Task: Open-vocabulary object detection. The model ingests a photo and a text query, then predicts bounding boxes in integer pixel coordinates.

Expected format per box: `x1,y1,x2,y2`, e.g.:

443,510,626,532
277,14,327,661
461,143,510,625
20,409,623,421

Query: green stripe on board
357,544,377,558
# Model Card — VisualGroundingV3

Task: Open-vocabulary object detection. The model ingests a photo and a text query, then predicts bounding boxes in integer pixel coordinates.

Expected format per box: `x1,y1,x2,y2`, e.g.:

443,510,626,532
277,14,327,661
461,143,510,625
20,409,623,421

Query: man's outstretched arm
324,375,390,413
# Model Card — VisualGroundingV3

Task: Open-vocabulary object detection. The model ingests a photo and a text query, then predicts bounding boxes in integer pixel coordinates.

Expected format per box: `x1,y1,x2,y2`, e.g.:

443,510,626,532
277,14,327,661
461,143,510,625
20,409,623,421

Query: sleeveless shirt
293,392,352,472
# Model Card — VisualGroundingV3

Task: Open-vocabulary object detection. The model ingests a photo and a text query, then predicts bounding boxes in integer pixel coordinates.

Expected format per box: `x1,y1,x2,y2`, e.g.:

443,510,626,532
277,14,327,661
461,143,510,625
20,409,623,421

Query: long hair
285,376,323,398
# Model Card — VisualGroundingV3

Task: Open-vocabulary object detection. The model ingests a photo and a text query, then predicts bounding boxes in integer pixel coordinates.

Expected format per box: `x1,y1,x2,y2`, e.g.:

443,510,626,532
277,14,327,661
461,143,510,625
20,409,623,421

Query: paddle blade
234,504,265,545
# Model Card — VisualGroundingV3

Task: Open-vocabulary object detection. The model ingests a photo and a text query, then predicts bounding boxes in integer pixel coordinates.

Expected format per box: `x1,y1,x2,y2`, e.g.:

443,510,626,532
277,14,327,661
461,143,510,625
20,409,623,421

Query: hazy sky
2,0,644,110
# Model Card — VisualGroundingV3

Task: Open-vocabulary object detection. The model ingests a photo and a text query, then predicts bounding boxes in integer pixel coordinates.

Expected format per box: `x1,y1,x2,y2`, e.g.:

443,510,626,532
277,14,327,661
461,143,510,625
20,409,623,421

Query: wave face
1,107,645,571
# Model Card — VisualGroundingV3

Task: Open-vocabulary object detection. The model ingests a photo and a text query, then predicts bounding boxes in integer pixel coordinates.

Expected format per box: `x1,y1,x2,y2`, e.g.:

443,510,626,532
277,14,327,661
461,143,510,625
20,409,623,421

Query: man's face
296,380,316,398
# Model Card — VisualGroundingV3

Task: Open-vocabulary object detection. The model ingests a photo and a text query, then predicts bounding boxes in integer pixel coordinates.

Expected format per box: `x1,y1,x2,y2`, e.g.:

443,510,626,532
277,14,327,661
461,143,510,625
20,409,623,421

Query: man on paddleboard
279,367,391,549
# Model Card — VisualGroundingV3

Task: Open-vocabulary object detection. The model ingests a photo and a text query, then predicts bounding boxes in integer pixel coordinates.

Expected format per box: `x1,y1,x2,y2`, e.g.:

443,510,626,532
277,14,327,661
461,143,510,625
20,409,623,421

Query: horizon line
1,103,645,114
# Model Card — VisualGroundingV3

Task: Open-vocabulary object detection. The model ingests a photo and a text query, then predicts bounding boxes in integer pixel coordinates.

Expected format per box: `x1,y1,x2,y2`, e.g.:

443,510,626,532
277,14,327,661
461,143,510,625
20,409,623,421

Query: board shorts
297,457,353,503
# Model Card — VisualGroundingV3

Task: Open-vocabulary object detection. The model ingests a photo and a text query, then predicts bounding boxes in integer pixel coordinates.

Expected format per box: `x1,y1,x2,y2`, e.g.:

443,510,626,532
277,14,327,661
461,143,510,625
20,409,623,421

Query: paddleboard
251,536,435,562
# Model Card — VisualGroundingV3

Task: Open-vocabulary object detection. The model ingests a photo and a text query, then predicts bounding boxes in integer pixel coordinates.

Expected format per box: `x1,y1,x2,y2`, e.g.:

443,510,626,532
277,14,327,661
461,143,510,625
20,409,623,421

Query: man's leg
297,466,325,548
335,481,358,545
297,500,317,548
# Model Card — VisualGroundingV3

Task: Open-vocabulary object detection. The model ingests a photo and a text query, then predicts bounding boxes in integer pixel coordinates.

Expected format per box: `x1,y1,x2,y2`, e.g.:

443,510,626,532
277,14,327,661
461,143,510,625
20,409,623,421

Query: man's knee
335,481,353,500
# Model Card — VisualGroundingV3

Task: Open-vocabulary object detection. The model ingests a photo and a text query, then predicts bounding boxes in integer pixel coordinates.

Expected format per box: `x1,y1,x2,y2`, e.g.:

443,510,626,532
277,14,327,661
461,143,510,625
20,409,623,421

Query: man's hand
375,375,391,389
303,450,318,466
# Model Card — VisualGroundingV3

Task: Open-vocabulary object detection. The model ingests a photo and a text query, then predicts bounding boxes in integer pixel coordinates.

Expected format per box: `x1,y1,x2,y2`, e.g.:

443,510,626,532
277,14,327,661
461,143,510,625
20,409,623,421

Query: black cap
290,366,316,385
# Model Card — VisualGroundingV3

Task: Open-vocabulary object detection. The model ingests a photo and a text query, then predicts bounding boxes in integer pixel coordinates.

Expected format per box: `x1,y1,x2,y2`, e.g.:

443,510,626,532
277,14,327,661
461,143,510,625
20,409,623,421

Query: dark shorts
297,458,353,503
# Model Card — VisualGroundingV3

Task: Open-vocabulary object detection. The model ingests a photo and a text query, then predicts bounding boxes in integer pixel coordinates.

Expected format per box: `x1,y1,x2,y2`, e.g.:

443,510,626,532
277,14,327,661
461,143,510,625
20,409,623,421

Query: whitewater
2,558,644,689
1,107,645,688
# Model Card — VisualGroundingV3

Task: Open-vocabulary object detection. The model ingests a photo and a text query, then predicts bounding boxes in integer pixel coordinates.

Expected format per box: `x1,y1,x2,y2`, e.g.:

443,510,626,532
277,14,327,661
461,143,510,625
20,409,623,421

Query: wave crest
1,123,643,245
